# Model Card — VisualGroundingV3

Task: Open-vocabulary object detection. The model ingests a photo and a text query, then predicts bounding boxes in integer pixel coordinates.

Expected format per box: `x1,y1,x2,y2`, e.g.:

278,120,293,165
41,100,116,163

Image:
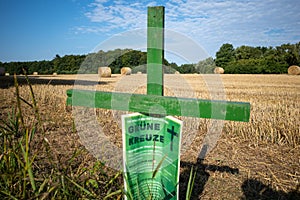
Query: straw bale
175,71,180,74
98,67,111,77
214,67,224,74
53,72,58,76
5,73,10,76
137,71,142,74
33,72,38,75
288,65,300,75
121,67,131,75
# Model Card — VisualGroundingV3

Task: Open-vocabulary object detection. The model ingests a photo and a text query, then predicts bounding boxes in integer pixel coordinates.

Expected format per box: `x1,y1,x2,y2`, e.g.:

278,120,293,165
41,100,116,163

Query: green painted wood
66,6,251,123
147,6,164,96
67,89,250,122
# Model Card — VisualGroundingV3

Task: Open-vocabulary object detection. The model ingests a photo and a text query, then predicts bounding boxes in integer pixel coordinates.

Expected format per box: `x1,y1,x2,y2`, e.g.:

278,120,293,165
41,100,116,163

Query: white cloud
84,0,147,32
79,0,300,58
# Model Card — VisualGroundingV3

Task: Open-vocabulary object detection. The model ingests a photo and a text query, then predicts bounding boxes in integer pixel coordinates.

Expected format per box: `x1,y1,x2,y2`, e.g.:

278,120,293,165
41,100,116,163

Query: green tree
235,45,263,60
215,43,235,67
277,43,300,66
195,57,215,73
178,64,196,74
109,50,147,73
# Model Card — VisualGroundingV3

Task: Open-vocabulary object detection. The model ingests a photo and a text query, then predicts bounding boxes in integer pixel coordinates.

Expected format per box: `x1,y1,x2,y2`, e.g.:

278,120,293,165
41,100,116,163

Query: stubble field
0,74,299,199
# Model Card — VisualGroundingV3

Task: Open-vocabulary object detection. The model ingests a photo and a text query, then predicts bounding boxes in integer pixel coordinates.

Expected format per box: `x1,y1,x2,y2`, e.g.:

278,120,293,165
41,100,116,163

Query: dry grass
0,74,299,199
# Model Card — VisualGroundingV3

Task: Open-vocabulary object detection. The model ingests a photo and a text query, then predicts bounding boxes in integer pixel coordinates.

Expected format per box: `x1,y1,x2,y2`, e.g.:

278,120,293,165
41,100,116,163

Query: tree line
214,42,300,74
0,54,86,75
0,49,176,75
1,42,299,75
180,42,300,74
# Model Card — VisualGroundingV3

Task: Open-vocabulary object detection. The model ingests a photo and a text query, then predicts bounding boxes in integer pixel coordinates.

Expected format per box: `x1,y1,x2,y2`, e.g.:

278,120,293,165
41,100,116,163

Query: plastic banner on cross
122,113,182,199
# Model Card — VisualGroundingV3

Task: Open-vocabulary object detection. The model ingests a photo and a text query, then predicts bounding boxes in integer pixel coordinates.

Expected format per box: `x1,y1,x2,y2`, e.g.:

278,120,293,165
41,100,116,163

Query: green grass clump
0,74,122,199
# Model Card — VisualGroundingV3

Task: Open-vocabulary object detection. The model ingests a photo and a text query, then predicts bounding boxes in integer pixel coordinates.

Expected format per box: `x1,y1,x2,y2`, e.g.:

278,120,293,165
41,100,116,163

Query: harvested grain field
0,74,299,199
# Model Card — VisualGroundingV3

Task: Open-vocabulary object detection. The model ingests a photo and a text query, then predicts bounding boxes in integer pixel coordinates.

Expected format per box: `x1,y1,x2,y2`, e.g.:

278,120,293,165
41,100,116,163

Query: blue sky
1,0,299,64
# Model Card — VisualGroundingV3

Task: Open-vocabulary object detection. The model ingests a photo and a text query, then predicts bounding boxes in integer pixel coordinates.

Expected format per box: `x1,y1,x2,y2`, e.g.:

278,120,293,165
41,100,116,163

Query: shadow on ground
179,159,299,199
179,158,239,200
0,76,107,89
241,179,300,200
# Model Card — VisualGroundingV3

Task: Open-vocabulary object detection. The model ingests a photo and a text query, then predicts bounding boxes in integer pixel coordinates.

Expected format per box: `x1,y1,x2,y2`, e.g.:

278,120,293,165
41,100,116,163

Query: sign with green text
122,113,182,200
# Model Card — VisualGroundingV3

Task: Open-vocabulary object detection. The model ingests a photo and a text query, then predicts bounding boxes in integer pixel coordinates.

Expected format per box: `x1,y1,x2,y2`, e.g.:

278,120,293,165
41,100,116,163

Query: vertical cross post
147,6,164,96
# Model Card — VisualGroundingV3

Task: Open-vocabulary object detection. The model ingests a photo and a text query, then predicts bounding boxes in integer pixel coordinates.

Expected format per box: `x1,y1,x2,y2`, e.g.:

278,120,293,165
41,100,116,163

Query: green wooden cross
66,6,250,122
67,6,250,199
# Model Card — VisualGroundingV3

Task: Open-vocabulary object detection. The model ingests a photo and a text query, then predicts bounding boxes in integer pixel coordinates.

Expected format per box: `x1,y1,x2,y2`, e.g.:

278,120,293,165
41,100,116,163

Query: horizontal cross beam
67,89,250,122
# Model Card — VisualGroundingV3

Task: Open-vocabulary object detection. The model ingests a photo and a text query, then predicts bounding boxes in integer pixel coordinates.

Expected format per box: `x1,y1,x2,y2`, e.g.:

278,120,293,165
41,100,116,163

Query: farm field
0,74,299,199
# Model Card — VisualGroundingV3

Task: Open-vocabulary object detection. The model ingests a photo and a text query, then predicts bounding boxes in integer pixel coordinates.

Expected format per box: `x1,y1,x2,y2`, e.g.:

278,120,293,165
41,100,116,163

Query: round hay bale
137,71,142,74
0,67,5,76
53,72,58,76
121,67,131,75
214,67,224,74
288,65,300,75
5,72,10,76
175,71,180,74
98,67,111,77
33,72,38,75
